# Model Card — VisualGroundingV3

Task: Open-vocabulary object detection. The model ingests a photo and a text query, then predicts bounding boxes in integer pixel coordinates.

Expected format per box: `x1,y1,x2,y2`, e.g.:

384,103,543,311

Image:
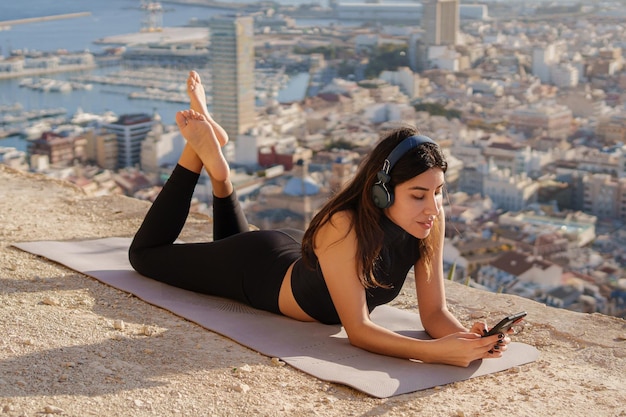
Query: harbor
0,62,306,145
0,103,119,144
18,78,93,93
0,0,310,148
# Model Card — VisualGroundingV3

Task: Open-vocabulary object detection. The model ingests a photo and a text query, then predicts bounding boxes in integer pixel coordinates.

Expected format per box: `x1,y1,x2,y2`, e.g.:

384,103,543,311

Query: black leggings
128,164,303,314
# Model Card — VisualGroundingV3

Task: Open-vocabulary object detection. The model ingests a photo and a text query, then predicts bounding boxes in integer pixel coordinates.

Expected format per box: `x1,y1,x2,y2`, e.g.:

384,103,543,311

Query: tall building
84,128,118,170
422,0,459,46
101,113,154,169
532,44,559,84
209,15,256,140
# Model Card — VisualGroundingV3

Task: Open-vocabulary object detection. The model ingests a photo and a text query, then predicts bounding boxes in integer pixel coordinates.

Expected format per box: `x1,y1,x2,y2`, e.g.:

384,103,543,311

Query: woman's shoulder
325,209,354,231
316,210,356,245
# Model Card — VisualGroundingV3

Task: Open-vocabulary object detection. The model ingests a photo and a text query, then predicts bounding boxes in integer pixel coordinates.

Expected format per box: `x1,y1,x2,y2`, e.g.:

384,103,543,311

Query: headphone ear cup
372,182,392,209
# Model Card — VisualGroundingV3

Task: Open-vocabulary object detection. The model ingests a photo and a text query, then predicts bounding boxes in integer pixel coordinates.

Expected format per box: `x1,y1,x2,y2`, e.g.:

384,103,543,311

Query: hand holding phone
482,311,527,337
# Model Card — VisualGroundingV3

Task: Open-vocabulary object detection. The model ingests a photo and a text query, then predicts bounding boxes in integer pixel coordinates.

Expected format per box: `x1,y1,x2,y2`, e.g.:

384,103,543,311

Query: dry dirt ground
1,164,625,417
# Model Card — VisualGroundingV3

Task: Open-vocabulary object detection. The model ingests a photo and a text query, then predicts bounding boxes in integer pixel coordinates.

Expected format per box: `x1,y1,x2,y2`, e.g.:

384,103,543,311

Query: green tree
363,44,408,79
326,139,355,150
413,103,461,120
293,45,353,61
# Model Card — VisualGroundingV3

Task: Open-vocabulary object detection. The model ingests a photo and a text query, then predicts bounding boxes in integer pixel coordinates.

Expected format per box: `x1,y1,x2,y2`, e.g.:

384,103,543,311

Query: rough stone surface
1,165,625,417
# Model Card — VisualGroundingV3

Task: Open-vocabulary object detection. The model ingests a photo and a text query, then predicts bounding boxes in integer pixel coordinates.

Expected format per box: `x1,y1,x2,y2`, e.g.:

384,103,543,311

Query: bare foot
187,70,229,147
187,70,209,115
175,109,230,183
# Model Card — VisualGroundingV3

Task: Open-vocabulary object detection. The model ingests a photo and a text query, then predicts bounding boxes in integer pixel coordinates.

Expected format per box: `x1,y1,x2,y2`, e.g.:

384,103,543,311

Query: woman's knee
128,245,148,275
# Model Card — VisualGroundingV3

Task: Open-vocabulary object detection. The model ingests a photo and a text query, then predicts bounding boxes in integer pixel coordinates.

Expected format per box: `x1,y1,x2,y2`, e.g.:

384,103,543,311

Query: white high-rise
422,0,459,46
532,42,567,85
209,15,256,140
532,44,558,84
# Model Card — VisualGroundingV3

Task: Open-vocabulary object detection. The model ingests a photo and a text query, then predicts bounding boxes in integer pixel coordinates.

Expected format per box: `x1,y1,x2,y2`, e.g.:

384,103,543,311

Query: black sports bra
291,215,421,324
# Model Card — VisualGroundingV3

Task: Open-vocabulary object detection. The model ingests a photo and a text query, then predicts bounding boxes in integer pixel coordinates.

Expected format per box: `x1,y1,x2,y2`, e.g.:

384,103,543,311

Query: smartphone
482,311,527,337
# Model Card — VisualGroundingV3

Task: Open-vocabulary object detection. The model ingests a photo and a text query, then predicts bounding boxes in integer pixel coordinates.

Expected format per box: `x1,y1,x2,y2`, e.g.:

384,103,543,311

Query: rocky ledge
1,164,624,417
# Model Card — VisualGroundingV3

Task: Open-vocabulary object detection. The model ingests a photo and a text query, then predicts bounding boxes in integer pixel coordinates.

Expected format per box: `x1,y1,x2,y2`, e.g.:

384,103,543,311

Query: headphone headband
383,135,436,175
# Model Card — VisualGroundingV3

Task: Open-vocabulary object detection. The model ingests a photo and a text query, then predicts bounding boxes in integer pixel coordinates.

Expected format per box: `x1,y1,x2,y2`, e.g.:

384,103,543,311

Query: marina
0,0,313,148
71,67,195,104
0,104,66,140
129,88,190,103
19,77,93,93
0,105,119,145
71,68,189,91
0,106,67,126
0,60,305,144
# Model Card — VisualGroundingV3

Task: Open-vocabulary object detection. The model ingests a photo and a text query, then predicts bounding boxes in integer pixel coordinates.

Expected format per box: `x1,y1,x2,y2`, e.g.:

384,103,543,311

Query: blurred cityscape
1,0,625,319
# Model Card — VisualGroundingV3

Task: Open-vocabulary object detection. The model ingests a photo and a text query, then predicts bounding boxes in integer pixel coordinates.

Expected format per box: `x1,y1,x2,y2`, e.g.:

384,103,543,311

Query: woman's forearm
347,320,438,362
421,308,469,339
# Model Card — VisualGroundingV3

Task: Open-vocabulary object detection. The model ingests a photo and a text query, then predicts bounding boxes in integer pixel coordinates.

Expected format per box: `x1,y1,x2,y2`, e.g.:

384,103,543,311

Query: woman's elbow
344,325,372,350
346,335,366,351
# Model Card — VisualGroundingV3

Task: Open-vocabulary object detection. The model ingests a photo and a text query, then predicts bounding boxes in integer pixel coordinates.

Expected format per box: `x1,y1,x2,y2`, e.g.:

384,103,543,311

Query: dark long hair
301,125,448,288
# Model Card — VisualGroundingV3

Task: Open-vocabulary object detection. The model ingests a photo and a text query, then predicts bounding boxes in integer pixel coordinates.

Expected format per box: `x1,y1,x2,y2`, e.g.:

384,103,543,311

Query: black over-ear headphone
371,135,436,209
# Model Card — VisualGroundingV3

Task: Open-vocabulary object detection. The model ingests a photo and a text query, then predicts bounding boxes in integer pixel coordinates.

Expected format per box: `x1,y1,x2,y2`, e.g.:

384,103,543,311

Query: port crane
140,1,164,33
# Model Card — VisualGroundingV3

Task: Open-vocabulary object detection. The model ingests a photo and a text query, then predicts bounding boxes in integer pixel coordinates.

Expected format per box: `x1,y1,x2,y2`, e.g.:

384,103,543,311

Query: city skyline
1,0,625,320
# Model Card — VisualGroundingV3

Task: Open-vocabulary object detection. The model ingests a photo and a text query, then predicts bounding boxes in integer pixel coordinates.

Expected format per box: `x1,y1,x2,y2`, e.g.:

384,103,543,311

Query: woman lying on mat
129,70,512,367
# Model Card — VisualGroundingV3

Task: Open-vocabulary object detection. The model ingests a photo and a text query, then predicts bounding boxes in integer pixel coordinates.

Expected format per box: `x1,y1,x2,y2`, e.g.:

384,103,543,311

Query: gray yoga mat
14,237,539,398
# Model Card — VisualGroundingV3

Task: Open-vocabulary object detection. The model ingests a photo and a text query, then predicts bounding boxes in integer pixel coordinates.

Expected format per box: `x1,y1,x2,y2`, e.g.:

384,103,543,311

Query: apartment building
596,112,626,145
508,102,573,139
483,141,530,176
101,113,154,169
83,129,118,170
531,42,567,84
483,169,539,212
28,132,85,166
140,127,185,179
477,251,563,297
582,173,626,221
